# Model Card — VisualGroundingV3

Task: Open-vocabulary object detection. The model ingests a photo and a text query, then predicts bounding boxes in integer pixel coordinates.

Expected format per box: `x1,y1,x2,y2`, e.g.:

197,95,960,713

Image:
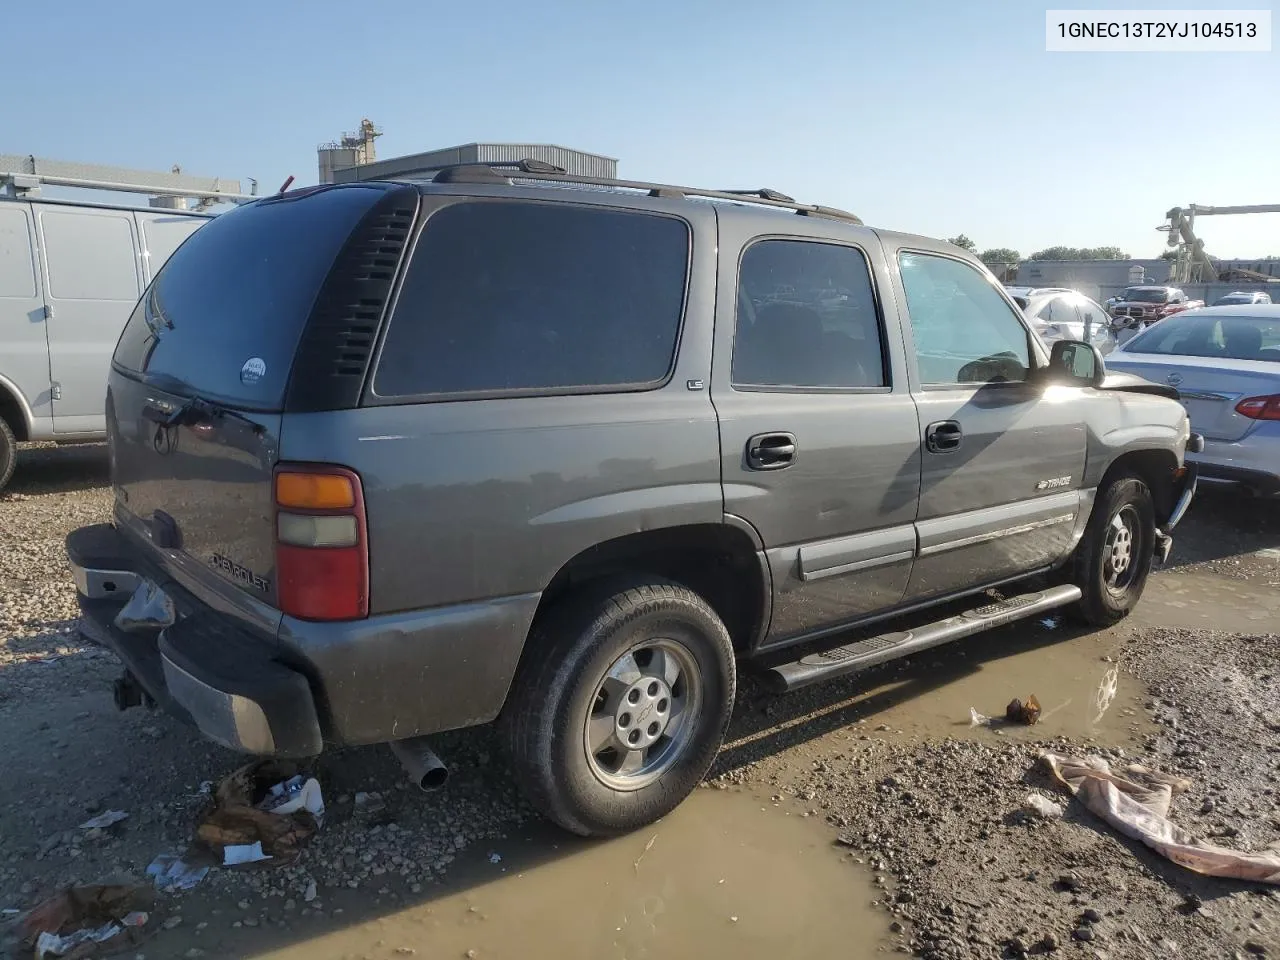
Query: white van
0,198,209,489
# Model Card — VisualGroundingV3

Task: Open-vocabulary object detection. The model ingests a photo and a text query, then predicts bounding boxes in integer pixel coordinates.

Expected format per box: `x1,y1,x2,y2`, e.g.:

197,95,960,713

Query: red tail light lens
1235,395,1280,421
274,464,369,621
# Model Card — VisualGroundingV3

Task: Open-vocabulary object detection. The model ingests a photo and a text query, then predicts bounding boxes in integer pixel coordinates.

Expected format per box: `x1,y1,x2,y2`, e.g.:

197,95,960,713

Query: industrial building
318,120,617,184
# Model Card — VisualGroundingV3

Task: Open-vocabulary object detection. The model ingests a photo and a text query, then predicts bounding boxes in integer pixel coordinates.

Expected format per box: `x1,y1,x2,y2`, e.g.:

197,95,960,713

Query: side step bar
767,584,1083,693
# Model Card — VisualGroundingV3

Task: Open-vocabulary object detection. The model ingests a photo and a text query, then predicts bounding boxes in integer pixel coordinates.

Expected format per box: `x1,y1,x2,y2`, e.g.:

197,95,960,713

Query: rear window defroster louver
284,185,420,412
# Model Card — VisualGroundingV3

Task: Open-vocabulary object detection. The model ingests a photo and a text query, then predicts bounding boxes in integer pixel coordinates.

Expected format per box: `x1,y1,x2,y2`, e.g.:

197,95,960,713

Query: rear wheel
0,417,16,494
1070,474,1155,626
503,579,736,837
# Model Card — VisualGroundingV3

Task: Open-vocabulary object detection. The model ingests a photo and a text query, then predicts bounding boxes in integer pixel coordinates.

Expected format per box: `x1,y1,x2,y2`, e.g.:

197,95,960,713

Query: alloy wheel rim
1103,505,1141,594
583,638,702,791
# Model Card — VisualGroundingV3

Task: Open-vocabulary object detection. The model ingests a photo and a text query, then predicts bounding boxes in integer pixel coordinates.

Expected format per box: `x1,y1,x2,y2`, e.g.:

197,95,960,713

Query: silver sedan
1022,290,1117,355
1105,305,1280,496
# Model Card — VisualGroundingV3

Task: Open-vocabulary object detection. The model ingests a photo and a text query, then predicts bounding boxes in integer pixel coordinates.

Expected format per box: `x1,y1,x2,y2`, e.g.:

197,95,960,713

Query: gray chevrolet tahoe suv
66,163,1199,837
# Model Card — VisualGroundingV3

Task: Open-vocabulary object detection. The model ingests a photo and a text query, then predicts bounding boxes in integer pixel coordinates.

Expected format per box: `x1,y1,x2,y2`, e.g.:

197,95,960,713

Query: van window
41,212,138,301
114,186,389,409
0,207,36,298
373,201,689,398
141,217,205,278
732,240,886,388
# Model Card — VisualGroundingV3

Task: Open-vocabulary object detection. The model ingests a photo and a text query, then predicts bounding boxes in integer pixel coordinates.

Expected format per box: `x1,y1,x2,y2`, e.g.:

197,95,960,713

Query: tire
0,417,16,495
1070,473,1156,627
503,578,736,837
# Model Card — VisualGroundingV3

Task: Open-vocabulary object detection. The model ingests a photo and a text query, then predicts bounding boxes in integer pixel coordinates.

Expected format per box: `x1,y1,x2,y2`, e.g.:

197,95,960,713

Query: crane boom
1162,203,1280,284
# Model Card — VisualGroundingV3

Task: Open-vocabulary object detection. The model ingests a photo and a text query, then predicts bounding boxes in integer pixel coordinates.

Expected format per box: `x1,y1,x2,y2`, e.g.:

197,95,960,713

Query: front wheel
1070,473,1156,626
502,579,736,837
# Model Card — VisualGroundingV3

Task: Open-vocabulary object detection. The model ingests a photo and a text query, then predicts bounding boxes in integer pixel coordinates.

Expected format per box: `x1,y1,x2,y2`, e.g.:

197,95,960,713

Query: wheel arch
1097,448,1181,524
531,522,770,656
0,374,32,442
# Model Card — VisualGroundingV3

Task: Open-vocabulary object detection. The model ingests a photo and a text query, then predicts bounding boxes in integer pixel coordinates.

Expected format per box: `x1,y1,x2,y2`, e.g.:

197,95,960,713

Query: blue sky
6,0,1278,258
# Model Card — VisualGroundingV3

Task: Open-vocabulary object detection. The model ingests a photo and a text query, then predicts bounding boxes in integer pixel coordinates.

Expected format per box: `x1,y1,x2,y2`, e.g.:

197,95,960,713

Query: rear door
712,219,921,646
35,205,143,433
107,184,412,631
890,247,1087,601
0,202,52,432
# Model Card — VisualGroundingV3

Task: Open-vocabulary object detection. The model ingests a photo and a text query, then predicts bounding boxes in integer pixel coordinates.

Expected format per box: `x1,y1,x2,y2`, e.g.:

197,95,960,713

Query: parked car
65,167,1198,838
1022,290,1117,355
1004,285,1073,310
1107,305,1280,497
1213,291,1272,306
1108,285,1204,334
0,197,208,490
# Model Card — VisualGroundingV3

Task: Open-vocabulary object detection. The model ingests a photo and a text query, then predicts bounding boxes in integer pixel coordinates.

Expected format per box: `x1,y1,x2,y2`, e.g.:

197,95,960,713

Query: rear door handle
747,432,797,470
924,420,963,453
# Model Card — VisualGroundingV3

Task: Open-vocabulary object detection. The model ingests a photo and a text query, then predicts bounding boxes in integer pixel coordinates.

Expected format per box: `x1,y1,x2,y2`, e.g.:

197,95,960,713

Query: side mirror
1047,339,1105,387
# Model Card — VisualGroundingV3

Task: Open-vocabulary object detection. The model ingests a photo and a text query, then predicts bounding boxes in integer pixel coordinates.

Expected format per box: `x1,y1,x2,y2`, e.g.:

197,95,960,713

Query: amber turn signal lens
275,472,356,510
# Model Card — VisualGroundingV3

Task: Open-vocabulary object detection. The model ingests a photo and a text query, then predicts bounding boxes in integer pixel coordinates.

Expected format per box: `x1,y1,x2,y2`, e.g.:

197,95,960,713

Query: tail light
1235,395,1280,421
273,464,369,620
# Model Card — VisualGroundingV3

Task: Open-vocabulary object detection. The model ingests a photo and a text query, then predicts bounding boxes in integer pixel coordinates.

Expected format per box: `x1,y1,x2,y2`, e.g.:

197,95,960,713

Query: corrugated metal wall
474,144,617,179
332,143,617,182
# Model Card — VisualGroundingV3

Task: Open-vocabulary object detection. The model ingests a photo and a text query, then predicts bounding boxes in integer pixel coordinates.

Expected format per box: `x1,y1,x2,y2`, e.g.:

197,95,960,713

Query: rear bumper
66,524,324,757
66,522,542,755
1190,434,1280,496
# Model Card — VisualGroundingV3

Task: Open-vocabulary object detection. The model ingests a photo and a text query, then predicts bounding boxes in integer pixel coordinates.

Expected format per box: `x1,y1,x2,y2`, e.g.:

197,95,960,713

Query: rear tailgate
106,183,416,626
1105,354,1280,441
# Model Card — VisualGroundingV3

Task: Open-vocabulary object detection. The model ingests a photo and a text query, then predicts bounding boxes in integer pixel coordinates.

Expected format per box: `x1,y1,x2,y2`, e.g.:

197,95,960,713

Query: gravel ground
714,624,1280,959
2,443,1279,959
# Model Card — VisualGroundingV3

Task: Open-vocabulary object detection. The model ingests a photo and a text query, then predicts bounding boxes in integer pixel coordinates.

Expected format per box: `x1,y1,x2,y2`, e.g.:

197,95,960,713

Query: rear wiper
144,394,265,436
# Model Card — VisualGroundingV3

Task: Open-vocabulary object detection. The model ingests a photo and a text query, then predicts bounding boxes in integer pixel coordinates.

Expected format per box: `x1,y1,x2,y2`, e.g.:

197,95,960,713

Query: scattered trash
20,884,153,960
487,852,502,865
968,707,993,727
303,880,317,903
1005,694,1042,725
633,834,658,873
1093,666,1119,724
259,774,325,823
1040,617,1060,629
196,761,322,867
222,841,272,866
1023,793,1065,819
78,811,128,830
1041,752,1280,885
146,854,211,893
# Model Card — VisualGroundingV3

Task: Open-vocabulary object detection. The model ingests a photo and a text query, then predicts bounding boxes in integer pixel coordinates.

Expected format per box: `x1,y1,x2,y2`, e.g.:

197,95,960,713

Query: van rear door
35,204,143,433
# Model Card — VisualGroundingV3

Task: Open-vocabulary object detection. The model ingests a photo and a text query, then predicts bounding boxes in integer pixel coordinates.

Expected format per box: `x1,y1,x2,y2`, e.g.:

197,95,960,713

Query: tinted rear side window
373,201,689,398
113,186,389,409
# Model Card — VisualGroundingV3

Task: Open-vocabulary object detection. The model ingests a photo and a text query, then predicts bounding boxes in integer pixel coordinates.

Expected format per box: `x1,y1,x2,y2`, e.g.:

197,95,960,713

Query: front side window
899,252,1032,385
374,202,689,398
732,239,886,389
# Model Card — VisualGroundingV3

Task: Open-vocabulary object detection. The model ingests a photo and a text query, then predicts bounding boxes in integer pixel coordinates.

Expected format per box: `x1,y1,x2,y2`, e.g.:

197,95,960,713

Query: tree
1030,246,1130,261
946,234,977,253
979,248,1021,265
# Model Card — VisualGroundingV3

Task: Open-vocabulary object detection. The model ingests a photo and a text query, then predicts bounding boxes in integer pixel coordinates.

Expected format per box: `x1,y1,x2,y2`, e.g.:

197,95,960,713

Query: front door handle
747,432,797,470
924,420,963,453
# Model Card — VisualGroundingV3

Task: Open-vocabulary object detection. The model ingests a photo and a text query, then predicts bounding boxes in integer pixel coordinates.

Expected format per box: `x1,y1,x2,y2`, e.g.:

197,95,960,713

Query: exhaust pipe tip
389,736,449,792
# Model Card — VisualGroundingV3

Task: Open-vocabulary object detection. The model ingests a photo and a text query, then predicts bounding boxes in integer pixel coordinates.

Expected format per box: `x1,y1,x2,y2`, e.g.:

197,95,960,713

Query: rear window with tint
373,201,689,398
113,186,388,409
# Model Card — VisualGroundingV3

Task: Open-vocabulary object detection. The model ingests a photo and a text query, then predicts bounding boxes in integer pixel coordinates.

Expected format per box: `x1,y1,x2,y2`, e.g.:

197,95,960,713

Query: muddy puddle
1142,569,1280,631
200,787,885,960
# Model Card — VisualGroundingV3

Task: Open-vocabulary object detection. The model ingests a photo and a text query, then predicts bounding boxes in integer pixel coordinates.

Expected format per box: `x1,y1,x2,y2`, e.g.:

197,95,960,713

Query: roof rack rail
0,154,258,205
427,160,862,224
